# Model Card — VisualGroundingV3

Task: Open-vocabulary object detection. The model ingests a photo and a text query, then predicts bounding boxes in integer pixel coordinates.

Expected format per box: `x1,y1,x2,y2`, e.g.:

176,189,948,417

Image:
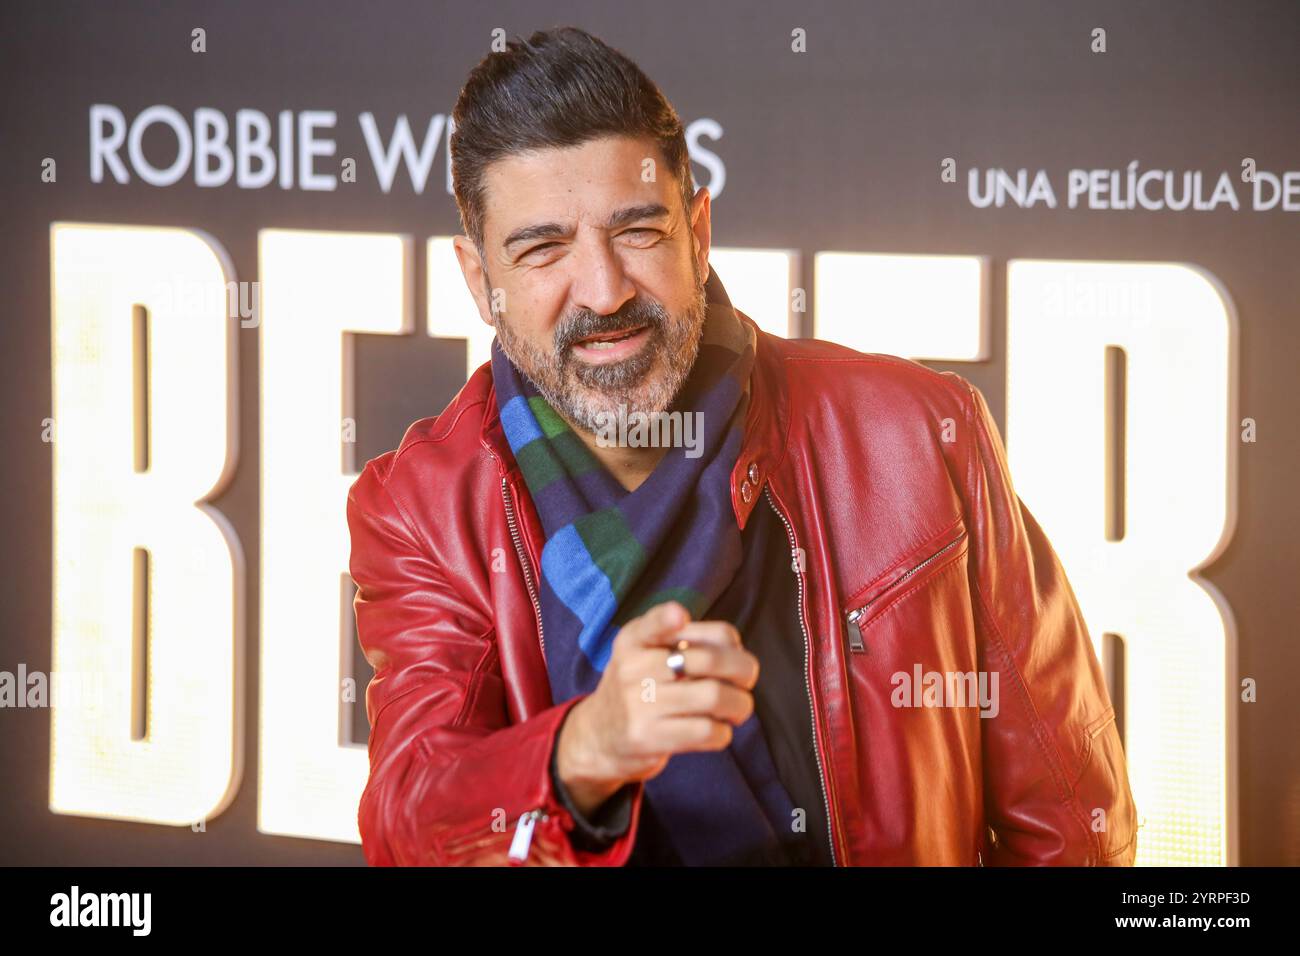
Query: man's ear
451,235,496,327
688,186,712,285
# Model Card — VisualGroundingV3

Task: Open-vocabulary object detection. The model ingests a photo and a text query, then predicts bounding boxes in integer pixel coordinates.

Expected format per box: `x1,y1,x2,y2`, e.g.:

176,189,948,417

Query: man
346,26,1139,866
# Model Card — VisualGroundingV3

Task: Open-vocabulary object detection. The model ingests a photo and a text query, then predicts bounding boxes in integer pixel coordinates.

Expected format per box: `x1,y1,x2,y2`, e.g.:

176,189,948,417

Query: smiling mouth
572,324,648,350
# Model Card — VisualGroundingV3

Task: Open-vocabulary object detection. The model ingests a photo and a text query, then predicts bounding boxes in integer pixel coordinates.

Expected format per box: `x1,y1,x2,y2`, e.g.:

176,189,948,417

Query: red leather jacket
346,309,1140,866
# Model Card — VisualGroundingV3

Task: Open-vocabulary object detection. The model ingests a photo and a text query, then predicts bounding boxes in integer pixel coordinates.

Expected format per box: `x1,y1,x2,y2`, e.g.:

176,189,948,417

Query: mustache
553,297,668,355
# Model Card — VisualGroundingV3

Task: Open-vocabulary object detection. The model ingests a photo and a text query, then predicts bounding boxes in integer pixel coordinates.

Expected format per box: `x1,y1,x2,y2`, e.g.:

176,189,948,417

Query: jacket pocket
439,808,558,865
842,519,969,654
1073,706,1140,865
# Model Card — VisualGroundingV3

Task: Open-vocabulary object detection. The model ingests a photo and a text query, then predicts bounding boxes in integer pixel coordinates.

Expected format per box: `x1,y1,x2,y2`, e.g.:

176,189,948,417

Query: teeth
578,327,640,350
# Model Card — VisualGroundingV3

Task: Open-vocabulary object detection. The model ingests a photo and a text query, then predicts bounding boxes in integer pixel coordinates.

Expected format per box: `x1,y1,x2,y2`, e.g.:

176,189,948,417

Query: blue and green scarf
491,270,800,865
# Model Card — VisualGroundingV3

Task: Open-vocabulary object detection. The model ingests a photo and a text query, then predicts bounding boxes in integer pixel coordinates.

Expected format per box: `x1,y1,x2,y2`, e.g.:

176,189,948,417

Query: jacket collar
478,277,788,532
727,308,786,530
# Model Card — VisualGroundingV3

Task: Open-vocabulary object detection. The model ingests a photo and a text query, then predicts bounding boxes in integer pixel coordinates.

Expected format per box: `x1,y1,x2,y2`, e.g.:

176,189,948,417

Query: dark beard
489,273,706,433
573,347,657,389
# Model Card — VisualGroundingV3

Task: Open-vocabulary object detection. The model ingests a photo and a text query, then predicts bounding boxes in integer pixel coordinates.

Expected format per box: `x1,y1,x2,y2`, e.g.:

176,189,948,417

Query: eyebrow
502,203,672,253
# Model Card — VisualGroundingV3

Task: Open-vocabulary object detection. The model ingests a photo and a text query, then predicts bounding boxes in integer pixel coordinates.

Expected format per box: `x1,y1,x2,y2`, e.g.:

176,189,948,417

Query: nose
567,230,637,318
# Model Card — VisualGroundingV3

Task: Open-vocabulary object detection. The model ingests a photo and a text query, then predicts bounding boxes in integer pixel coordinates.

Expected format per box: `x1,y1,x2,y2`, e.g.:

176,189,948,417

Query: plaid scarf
491,270,801,865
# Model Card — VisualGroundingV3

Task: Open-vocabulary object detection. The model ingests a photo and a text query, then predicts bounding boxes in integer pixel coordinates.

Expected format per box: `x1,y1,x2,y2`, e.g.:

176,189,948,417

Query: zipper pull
508,809,544,863
845,609,867,653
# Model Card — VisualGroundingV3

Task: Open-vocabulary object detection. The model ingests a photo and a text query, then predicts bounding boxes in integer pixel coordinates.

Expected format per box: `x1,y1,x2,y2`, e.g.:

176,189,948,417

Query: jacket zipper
500,475,551,862
844,530,968,653
445,800,555,865
763,486,839,867
501,476,546,664
507,808,551,863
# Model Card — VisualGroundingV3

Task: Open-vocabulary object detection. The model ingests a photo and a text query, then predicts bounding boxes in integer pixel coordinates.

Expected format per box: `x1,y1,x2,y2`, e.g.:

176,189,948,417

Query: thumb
621,600,690,649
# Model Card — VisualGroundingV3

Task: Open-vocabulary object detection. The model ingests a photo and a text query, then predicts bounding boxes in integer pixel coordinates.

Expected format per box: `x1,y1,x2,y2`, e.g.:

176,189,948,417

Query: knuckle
739,689,755,721
704,680,725,710
698,718,719,746
724,687,748,724
680,718,705,747
613,621,636,648
623,720,650,754
676,717,707,749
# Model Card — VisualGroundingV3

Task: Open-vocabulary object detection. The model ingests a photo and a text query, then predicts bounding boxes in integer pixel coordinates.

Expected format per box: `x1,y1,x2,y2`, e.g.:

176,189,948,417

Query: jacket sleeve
549,729,636,851
346,456,645,866
951,374,1139,866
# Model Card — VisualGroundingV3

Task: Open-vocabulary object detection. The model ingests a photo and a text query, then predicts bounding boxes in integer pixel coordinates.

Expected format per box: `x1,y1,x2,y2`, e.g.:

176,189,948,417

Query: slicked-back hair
450,26,696,259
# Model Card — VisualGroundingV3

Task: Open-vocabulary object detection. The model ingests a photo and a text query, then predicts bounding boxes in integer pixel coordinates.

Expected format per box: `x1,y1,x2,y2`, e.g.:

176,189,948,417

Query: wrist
555,701,627,818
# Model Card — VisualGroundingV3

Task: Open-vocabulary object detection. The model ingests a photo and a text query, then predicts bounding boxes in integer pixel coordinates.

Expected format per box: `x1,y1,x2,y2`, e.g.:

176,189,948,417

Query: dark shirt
548,492,835,865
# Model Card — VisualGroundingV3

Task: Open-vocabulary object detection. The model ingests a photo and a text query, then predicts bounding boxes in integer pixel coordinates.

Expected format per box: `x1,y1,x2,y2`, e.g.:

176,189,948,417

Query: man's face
458,134,710,433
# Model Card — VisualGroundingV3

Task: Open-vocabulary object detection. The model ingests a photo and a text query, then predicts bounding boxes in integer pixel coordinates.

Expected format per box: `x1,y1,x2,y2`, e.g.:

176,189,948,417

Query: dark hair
450,26,695,257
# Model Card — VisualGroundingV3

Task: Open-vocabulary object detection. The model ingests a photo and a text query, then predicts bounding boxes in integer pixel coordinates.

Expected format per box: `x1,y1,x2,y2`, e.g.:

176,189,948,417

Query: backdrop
1,0,1296,865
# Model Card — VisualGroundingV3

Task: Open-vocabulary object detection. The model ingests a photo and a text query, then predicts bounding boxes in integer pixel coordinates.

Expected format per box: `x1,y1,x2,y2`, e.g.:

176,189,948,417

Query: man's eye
525,242,559,256
621,228,659,240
